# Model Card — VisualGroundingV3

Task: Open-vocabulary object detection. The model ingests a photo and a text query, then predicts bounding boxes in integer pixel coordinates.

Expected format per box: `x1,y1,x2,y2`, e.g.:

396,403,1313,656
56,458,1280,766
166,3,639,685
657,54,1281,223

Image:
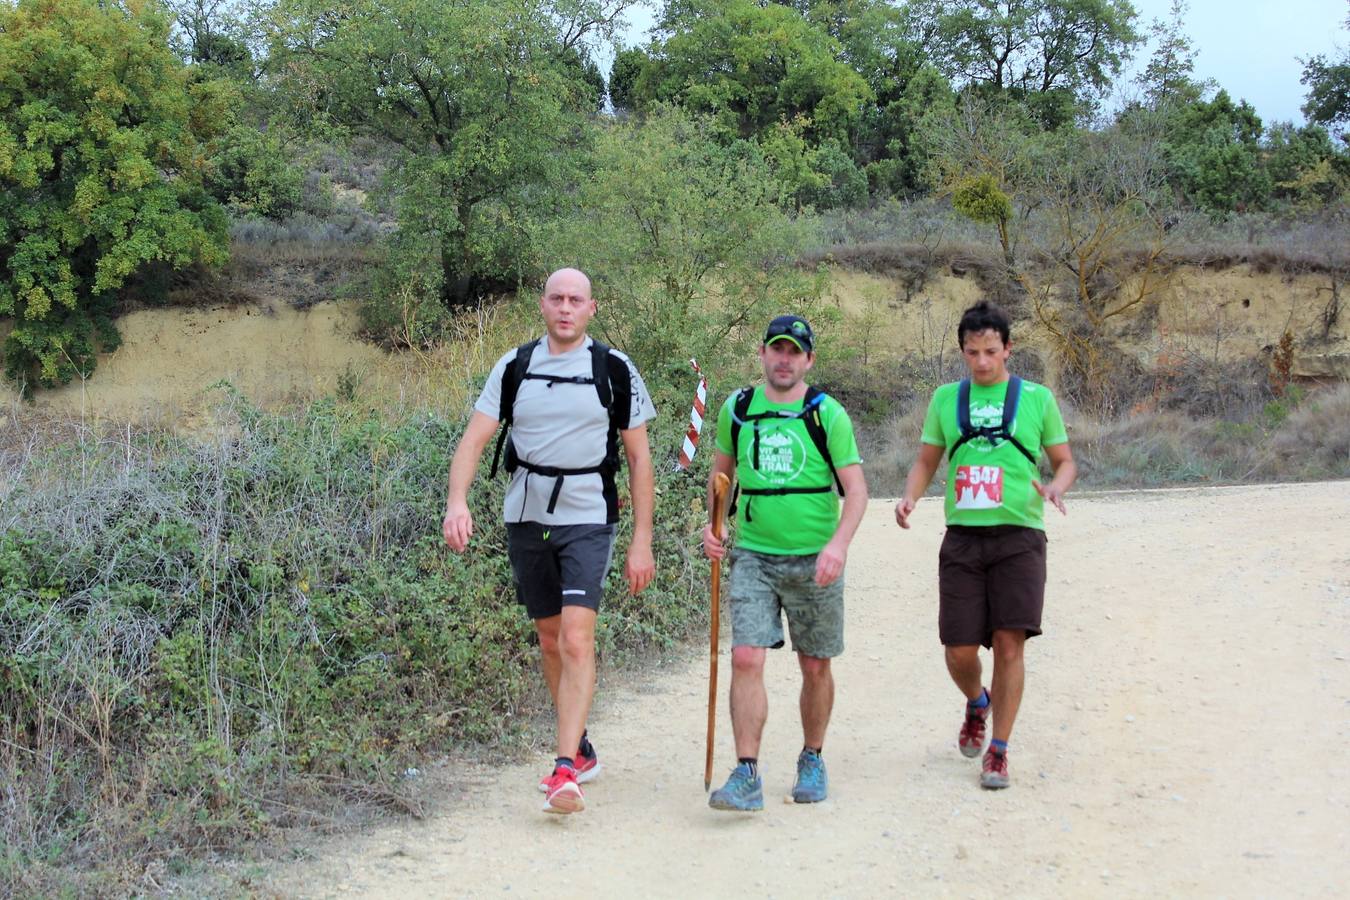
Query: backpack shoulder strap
601,346,632,431
1001,376,1022,431
1000,376,1038,465
729,386,755,462
500,339,539,424
588,340,613,410
489,339,539,478
956,378,973,434
802,386,843,496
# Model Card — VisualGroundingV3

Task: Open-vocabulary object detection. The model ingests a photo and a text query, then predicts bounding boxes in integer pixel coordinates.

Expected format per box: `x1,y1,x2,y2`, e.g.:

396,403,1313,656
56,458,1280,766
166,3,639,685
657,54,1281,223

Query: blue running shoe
792,750,828,803
708,762,764,812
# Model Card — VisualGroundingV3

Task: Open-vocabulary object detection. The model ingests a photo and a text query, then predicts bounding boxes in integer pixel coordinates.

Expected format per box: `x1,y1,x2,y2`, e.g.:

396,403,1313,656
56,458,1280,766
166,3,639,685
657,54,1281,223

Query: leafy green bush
0,0,231,393
205,124,308,220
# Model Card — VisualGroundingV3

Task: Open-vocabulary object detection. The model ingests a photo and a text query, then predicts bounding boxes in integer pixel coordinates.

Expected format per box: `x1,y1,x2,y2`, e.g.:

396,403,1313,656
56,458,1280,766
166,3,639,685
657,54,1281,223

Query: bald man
443,268,657,814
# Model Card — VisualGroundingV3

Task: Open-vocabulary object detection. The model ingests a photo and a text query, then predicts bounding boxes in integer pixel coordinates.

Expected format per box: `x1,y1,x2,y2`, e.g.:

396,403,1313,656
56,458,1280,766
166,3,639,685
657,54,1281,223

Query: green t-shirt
920,378,1068,530
715,387,861,555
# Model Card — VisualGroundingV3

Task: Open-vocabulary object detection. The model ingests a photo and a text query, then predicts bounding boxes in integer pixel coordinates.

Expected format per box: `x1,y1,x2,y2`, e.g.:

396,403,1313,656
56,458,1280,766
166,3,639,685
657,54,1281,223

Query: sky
616,1,1350,126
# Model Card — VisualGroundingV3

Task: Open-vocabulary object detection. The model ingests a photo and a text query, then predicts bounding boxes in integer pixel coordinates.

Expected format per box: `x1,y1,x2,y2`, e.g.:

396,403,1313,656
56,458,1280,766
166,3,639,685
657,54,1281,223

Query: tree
1300,2,1350,142
923,95,1052,265
1264,122,1349,211
953,173,1015,264
1019,111,1175,413
631,0,871,146
0,0,231,392
609,47,648,114
1133,0,1210,109
864,63,957,197
165,0,253,78
263,0,596,308
906,0,1142,120
1163,90,1270,215
543,107,825,381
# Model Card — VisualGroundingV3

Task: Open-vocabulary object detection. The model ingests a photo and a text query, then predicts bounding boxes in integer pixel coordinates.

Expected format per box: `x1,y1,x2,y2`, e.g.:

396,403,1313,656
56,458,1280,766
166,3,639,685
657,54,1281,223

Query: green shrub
205,125,308,220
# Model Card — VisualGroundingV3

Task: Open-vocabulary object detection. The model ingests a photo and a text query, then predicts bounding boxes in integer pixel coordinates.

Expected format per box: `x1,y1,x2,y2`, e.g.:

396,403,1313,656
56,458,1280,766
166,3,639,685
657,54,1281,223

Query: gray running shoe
980,748,1010,789
791,750,828,803
708,762,764,812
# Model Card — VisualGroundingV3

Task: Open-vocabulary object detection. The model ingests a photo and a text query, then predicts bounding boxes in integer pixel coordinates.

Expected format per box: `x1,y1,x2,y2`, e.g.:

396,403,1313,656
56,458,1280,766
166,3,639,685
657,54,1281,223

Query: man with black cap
701,315,868,811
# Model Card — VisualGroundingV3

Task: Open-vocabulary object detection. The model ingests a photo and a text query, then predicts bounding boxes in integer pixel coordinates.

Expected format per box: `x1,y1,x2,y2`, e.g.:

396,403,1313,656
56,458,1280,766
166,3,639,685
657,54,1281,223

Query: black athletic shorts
506,523,615,620
938,525,1047,648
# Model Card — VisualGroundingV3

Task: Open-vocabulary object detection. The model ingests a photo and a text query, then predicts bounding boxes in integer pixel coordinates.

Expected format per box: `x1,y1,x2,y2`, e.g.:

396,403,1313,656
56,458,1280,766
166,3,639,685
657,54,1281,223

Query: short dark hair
958,300,1011,348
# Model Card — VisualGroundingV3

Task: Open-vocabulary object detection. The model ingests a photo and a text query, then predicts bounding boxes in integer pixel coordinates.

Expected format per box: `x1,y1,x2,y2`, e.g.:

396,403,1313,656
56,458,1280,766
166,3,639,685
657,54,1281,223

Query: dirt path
267,483,1350,898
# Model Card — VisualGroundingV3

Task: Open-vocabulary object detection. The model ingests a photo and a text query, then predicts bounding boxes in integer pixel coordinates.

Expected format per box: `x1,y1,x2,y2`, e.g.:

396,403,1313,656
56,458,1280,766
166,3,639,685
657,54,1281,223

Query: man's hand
1033,480,1068,516
624,540,655,595
894,497,918,529
443,501,473,552
814,539,846,587
702,522,726,561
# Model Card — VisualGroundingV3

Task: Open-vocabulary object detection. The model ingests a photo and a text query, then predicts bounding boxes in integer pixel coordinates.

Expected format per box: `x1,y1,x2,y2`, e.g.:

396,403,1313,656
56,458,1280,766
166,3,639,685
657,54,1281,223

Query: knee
537,628,561,659
730,646,765,676
557,626,594,665
991,631,1025,665
798,655,831,682
945,645,980,669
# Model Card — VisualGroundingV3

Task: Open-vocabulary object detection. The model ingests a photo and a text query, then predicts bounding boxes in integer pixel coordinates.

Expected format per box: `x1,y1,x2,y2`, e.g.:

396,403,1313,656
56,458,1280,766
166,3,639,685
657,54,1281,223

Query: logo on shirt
748,427,807,483
965,398,1017,453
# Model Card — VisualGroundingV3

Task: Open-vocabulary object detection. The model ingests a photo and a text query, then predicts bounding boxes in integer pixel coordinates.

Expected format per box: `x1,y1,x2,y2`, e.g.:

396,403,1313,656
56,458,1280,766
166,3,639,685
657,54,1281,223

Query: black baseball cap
764,315,815,352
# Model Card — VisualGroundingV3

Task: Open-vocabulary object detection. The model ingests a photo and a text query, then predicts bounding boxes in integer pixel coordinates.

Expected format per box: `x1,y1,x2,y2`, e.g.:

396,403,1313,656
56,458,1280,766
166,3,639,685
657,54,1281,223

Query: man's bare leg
945,644,984,700
989,629,1026,744
553,606,596,759
729,646,768,758
535,614,562,703
797,653,833,749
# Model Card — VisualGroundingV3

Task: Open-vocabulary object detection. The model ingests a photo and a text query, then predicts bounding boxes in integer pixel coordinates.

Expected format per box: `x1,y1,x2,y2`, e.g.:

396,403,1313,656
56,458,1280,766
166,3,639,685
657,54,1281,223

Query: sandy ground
263,482,1350,899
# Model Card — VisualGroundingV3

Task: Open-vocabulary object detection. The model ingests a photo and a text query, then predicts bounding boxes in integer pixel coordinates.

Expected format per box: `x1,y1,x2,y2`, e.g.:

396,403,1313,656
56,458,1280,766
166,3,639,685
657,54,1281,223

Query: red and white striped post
676,359,707,470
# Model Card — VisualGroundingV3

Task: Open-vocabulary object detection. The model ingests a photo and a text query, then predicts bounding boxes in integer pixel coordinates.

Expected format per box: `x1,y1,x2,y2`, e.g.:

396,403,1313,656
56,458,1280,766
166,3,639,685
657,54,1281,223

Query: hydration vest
728,385,843,522
488,338,632,522
950,376,1037,465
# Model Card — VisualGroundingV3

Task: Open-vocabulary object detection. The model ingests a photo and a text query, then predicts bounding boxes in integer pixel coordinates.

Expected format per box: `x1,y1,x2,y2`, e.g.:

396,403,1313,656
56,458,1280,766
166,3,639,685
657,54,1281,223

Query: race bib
954,465,1003,509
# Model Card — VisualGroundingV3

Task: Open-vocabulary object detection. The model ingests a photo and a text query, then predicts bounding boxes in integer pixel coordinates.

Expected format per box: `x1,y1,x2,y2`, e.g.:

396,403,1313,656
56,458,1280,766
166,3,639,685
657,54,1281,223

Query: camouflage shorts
726,548,845,658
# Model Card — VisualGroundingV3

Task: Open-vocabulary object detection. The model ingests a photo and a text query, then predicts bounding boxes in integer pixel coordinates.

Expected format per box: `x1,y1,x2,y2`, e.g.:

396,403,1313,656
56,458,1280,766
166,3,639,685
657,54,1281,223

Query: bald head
543,267,592,301
539,267,596,351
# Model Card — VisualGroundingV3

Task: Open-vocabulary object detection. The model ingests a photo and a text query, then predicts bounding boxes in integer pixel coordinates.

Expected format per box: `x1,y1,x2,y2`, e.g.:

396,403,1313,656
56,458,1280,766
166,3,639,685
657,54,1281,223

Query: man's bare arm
620,424,655,595
443,411,500,552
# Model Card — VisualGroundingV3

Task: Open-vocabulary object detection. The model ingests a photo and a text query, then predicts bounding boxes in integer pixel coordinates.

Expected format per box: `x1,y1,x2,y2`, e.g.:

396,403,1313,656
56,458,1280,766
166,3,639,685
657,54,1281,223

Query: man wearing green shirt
702,315,868,811
895,300,1076,789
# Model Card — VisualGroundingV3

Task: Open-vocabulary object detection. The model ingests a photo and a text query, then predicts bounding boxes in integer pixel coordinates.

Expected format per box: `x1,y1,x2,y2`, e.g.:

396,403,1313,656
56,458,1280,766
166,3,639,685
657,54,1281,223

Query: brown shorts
938,525,1047,648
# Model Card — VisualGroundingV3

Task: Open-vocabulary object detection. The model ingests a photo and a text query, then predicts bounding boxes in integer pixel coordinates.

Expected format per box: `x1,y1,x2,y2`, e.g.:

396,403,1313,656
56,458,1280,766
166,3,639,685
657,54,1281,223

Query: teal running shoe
791,750,828,803
708,762,764,812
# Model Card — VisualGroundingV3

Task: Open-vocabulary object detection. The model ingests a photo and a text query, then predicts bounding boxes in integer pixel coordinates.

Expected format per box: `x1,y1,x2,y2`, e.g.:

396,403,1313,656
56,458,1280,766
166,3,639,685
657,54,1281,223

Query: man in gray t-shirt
443,268,656,815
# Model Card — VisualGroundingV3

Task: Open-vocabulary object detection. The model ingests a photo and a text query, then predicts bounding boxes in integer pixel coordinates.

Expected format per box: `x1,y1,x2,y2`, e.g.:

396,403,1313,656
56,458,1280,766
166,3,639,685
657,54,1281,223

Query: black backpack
488,338,633,522
728,385,843,522
950,376,1037,465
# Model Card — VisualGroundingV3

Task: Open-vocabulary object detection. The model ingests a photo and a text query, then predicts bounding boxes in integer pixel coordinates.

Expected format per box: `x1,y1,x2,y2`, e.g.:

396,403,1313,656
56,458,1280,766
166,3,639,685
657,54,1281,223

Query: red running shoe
542,765,584,814
959,693,991,759
538,742,601,792
981,748,1010,789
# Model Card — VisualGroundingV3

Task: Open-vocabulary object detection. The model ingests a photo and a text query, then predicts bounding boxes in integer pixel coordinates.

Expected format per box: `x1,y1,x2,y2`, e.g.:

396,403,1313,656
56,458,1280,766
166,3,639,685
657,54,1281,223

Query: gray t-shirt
474,336,656,524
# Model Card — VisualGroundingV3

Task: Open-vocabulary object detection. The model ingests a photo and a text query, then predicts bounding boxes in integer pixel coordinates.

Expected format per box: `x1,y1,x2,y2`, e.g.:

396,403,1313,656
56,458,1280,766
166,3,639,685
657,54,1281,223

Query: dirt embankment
827,264,1349,382
6,263,1345,422
264,483,1350,899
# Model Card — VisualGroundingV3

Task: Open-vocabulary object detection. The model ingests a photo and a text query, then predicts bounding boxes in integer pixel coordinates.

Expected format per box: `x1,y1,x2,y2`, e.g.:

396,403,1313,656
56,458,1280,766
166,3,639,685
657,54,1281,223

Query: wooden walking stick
705,472,731,791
